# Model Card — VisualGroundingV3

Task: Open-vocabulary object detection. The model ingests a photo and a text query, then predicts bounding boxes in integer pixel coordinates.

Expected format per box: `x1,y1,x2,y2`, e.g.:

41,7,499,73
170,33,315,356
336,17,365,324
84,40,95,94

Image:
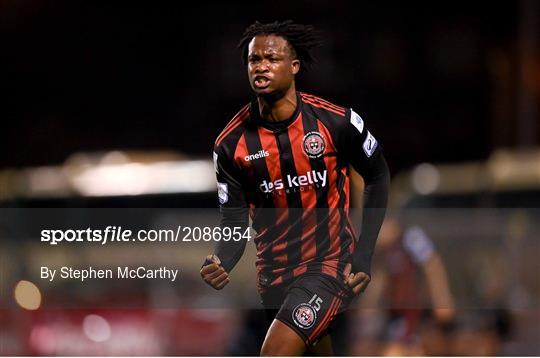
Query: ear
291,59,300,75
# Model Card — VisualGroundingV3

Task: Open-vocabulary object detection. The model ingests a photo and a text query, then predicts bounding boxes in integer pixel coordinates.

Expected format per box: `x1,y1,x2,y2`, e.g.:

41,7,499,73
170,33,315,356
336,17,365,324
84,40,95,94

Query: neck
257,84,297,122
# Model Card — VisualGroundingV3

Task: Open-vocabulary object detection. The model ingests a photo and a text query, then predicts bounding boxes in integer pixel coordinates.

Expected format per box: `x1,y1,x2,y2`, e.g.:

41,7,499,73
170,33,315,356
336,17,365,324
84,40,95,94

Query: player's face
247,35,300,96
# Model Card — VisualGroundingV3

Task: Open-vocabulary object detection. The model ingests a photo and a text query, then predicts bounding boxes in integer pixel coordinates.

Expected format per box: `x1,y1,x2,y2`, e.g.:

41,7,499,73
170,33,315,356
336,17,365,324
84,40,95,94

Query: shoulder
300,92,373,136
300,92,357,136
215,103,251,150
300,92,361,142
300,92,349,121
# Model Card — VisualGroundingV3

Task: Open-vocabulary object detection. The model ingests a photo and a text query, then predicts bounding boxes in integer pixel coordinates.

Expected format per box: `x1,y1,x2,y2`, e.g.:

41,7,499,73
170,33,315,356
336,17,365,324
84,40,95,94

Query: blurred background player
346,214,456,356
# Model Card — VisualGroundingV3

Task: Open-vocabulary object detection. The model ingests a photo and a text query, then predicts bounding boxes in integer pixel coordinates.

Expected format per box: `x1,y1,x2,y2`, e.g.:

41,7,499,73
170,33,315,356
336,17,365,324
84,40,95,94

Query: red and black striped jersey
213,92,382,291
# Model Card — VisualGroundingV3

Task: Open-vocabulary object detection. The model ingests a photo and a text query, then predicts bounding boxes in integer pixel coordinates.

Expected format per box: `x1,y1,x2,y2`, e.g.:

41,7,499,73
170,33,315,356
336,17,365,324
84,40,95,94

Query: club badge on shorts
303,131,325,158
292,303,317,329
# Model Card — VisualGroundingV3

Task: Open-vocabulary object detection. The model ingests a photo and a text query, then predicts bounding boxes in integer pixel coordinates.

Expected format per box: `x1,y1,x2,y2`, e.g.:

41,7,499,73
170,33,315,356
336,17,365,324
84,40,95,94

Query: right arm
200,146,249,290
403,226,456,322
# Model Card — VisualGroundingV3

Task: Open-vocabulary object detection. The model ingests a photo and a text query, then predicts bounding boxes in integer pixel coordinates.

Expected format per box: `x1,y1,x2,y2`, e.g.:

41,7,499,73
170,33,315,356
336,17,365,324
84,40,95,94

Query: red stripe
342,170,357,242
258,127,289,266
215,105,249,146
216,107,248,146
302,96,345,115
301,97,346,117
346,225,356,256
301,93,345,112
308,291,345,342
233,133,249,169
300,93,345,113
317,120,337,153
309,296,339,342
222,104,249,134
342,168,351,209
258,128,288,211
340,168,356,256
302,93,345,111
317,291,345,334
216,115,245,146
288,113,317,277
300,93,346,115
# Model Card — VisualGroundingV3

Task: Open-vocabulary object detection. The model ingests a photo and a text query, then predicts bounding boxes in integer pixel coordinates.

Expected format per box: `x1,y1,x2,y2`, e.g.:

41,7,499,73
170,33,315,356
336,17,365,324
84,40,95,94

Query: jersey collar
249,92,303,132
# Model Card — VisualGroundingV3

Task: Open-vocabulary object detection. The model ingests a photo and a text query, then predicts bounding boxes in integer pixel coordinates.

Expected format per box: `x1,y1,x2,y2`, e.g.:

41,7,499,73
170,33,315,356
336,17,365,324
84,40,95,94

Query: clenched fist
200,254,230,290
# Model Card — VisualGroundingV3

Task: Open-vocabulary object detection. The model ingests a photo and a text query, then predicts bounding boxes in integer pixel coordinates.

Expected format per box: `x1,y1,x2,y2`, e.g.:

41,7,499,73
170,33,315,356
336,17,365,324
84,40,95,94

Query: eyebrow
248,48,283,56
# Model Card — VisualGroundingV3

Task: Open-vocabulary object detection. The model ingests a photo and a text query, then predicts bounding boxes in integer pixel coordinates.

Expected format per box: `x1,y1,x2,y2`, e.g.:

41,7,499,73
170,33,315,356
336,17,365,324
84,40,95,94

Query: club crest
292,303,317,329
303,131,326,158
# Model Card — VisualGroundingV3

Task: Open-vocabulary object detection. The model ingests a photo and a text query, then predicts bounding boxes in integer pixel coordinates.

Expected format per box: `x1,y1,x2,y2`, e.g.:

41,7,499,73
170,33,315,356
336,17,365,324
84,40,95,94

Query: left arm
337,109,390,294
350,153,390,276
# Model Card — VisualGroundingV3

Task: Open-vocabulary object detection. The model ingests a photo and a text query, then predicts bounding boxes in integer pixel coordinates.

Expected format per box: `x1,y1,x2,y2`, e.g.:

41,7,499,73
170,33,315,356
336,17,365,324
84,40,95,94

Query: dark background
2,1,538,174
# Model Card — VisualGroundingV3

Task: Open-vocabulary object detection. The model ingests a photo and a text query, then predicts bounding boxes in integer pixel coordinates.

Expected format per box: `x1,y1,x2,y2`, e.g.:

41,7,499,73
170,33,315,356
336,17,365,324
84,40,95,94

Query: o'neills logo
245,150,269,162
259,170,327,193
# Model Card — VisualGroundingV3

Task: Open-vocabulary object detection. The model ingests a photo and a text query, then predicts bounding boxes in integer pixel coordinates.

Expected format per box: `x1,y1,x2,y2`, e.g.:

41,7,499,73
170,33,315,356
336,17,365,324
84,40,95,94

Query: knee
260,341,285,356
260,339,306,356
259,344,271,356
260,320,306,356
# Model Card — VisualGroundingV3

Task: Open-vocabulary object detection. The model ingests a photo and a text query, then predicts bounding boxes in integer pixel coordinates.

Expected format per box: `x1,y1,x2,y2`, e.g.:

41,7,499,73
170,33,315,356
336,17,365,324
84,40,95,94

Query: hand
433,308,456,324
343,263,371,295
200,254,230,290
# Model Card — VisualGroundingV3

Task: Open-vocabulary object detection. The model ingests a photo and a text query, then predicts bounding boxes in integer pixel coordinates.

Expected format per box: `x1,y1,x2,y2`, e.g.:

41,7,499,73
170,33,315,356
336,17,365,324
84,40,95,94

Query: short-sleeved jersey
213,92,382,292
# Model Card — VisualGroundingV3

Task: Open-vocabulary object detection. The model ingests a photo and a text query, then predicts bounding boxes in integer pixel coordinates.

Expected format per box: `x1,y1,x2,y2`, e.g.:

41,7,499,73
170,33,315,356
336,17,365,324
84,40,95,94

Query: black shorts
261,272,353,347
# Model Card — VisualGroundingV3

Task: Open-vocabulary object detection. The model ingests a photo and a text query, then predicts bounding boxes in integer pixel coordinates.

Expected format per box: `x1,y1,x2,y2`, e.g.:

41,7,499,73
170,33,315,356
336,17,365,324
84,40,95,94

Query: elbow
365,154,391,187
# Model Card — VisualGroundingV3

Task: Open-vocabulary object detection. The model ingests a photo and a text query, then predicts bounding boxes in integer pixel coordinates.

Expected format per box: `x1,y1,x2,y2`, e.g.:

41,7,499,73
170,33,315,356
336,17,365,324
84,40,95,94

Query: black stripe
243,127,279,281
336,167,352,273
314,107,354,276
301,112,330,275
274,129,303,285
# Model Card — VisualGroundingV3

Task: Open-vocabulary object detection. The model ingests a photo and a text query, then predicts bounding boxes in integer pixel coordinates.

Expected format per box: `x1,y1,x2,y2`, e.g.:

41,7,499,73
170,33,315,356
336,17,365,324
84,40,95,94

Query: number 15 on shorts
309,294,323,311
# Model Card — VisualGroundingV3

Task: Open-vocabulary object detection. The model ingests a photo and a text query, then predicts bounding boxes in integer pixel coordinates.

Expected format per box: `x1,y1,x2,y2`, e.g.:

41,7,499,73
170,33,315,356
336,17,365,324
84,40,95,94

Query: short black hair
238,20,322,69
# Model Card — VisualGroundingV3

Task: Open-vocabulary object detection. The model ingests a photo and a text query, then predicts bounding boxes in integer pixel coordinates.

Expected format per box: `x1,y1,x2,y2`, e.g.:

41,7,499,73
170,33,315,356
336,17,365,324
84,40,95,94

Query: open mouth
254,76,271,88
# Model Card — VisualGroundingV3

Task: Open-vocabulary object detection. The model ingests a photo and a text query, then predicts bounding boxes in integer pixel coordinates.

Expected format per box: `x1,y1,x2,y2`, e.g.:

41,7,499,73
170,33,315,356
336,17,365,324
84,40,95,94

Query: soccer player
372,217,456,355
200,20,390,356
